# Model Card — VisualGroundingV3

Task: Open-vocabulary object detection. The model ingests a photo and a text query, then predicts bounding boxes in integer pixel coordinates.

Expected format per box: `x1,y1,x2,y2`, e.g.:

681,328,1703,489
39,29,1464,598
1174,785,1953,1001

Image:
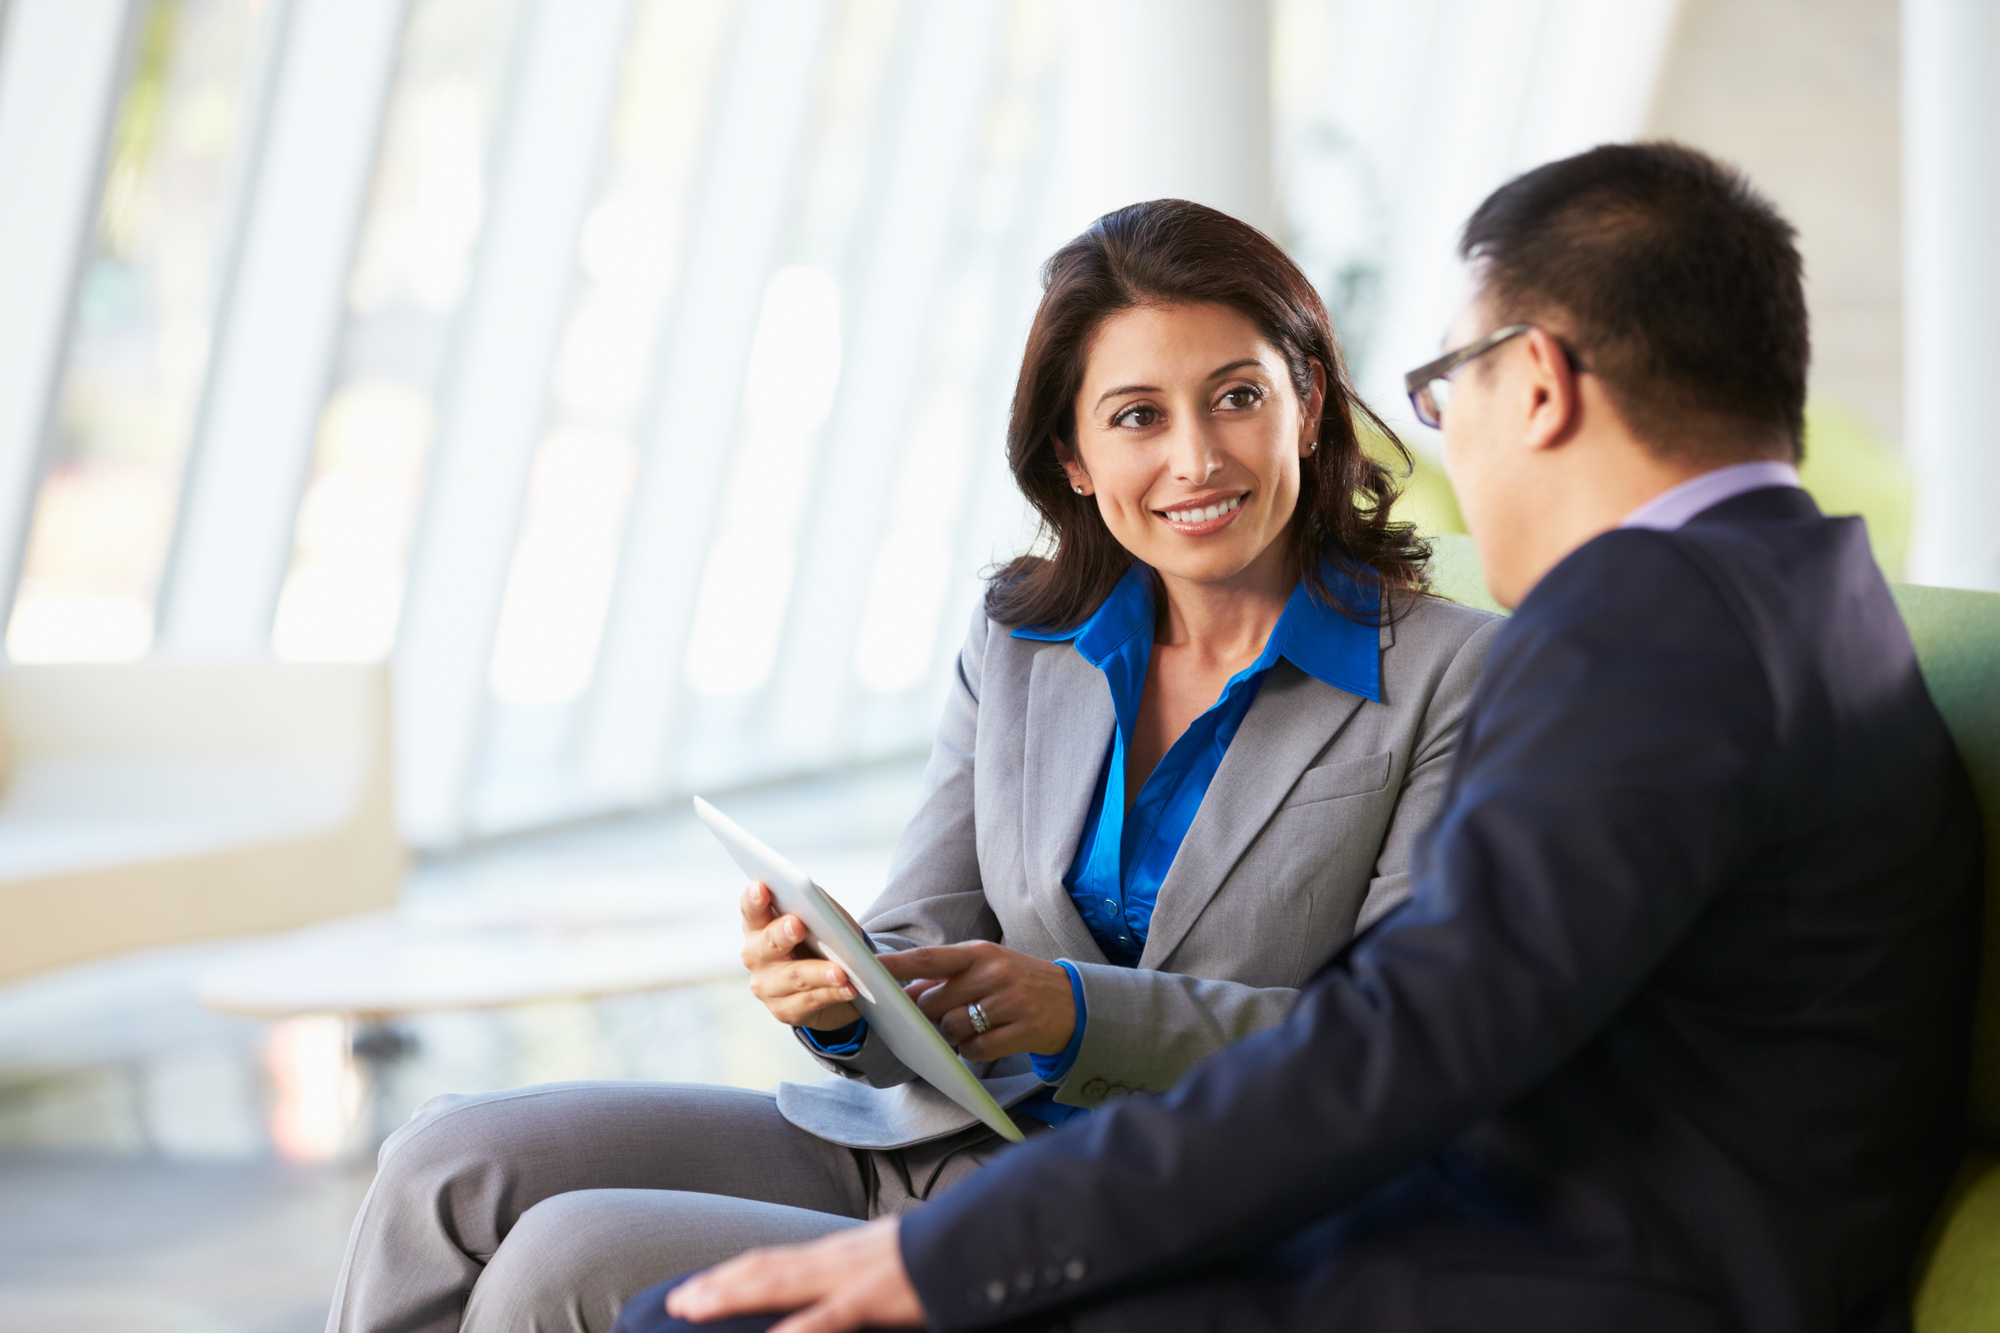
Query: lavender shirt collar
1619,460,1803,532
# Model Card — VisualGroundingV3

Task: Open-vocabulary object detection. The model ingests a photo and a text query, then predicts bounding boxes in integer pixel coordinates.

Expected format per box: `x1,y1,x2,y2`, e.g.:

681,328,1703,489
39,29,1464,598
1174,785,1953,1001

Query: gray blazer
776,591,1502,1150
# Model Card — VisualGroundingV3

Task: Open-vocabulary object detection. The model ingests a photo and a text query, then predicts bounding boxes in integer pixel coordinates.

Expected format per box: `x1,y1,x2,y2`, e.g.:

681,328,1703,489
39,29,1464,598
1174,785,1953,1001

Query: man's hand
878,941,1076,1062
739,881,859,1031
665,1219,924,1332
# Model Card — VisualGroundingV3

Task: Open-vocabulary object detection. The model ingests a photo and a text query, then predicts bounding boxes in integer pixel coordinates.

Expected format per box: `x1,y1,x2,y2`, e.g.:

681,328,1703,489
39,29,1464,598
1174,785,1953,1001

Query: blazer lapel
1019,645,1114,964
1138,662,1365,969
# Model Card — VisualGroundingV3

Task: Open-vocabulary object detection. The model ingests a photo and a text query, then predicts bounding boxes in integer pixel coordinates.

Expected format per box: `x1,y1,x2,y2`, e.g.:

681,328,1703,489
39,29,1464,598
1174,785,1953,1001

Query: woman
324,200,1499,1333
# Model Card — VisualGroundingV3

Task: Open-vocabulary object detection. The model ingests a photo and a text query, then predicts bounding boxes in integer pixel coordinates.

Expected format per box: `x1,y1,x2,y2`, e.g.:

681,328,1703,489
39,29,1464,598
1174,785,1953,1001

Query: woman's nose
1169,423,1225,483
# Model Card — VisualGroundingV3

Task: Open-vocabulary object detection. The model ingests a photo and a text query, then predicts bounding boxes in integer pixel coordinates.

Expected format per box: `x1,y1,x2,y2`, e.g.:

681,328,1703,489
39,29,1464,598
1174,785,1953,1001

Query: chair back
1891,585,2000,1149
1897,584,2000,1333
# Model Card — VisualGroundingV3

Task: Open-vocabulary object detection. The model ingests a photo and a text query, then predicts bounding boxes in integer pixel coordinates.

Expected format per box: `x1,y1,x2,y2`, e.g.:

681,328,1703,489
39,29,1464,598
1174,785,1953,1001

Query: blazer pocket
1281,750,1393,808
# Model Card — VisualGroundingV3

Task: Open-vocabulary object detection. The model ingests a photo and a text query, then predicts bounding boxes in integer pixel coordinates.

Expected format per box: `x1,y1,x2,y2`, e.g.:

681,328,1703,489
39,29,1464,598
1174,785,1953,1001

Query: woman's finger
911,969,999,1022
937,996,1006,1046
739,881,777,935
954,1021,1024,1063
876,945,979,982
752,957,849,1001
774,986,858,1026
744,914,807,970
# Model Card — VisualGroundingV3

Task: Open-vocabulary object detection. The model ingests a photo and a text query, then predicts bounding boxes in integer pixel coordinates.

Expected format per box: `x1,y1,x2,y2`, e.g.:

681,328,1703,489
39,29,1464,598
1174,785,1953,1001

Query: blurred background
0,0,1990,1329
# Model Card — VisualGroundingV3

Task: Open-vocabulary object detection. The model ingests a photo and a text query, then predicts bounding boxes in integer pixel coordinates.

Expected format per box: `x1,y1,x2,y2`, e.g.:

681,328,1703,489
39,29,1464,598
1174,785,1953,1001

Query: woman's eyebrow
1093,383,1159,408
1206,357,1264,380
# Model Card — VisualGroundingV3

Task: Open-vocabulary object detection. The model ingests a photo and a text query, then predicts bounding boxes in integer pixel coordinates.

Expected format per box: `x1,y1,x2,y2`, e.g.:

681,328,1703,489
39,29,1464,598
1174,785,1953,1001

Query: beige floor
0,759,924,1333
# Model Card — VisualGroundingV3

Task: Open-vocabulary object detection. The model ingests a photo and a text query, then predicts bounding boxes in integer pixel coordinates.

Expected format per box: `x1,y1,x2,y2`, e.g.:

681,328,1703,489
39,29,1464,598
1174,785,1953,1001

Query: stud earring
1072,485,1084,494
1308,440,1318,452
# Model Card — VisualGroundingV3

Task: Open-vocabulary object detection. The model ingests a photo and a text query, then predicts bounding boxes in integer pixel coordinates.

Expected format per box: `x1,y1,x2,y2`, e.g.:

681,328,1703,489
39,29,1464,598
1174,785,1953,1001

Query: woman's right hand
739,880,860,1031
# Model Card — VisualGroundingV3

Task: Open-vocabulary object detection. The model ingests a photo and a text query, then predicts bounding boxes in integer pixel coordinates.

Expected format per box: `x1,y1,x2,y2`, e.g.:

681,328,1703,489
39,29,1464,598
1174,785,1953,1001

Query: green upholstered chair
1897,584,2000,1333
1424,535,2000,1329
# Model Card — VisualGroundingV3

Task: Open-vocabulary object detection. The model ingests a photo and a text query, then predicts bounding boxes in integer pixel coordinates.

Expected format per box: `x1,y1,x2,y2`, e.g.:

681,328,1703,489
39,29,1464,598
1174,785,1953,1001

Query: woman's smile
1156,491,1248,533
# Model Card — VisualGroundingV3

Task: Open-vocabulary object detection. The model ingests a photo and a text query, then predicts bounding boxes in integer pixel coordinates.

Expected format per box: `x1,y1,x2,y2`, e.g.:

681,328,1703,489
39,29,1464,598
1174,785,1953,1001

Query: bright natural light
684,265,843,698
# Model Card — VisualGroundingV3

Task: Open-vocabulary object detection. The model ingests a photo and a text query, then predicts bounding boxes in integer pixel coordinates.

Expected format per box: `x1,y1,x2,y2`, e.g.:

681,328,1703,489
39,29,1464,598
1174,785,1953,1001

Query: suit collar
1019,646,1115,965
1012,561,1383,705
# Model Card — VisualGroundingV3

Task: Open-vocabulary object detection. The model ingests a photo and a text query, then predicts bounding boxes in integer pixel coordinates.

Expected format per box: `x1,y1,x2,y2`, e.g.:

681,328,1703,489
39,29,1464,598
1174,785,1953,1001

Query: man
635,143,1983,1333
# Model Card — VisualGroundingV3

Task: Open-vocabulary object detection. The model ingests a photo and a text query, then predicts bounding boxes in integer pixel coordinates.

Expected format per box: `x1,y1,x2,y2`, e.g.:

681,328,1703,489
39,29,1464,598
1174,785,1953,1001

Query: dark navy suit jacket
889,488,1984,1333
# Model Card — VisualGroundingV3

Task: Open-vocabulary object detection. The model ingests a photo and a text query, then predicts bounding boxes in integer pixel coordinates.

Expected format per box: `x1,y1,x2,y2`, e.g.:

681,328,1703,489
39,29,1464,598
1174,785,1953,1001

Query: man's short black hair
1461,142,1808,463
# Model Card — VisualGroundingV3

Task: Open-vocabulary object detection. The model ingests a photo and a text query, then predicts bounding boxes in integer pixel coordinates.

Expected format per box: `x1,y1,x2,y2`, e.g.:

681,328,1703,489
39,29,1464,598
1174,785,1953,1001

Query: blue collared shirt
1007,561,1382,1113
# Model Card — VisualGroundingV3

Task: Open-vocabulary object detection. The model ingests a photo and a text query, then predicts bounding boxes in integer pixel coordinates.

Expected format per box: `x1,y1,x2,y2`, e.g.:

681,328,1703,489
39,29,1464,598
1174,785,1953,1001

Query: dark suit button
1041,1262,1064,1286
1014,1269,1035,1295
1064,1257,1088,1282
982,1279,1008,1308
1081,1078,1108,1099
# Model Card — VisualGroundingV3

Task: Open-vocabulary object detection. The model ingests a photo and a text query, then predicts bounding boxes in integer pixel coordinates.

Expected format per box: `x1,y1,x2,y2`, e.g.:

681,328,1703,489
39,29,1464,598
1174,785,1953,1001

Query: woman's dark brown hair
985,198,1429,630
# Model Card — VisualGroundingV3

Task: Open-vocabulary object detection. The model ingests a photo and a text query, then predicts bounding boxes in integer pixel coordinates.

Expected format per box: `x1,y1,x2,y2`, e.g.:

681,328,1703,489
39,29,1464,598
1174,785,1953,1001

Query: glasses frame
1403,323,1532,428
1404,323,1585,428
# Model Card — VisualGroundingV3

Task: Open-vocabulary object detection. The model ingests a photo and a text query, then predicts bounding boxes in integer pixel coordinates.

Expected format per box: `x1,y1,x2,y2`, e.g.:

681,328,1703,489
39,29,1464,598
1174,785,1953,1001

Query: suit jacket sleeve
898,535,1777,1328
796,605,1003,1086
1047,615,1503,1105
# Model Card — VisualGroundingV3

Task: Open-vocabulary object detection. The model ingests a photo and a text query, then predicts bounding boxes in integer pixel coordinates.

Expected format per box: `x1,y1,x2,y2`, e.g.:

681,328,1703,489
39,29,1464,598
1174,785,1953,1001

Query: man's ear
1520,328,1583,453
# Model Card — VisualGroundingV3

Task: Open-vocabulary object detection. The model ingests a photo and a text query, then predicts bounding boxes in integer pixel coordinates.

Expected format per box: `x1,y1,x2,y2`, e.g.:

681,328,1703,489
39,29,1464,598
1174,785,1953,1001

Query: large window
7,0,277,661
270,0,526,663
0,0,1690,847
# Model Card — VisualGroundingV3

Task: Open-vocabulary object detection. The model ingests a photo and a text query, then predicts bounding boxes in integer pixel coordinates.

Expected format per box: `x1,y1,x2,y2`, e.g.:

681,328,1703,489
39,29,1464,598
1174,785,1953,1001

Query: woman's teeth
1163,495,1243,524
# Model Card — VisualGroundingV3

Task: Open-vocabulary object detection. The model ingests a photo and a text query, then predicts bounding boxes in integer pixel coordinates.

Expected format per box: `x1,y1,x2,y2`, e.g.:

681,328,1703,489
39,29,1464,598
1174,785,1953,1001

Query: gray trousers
323,1081,1018,1333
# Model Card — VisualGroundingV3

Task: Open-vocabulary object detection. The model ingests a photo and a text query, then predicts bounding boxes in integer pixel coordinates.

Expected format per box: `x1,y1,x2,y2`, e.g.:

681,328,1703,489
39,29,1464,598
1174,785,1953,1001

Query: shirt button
984,1279,1008,1307
1013,1269,1036,1295
1064,1257,1089,1282
1081,1077,1108,1099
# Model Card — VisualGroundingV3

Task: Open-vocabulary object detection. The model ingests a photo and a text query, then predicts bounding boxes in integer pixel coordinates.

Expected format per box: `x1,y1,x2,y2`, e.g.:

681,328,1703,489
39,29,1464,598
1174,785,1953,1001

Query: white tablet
693,796,1025,1143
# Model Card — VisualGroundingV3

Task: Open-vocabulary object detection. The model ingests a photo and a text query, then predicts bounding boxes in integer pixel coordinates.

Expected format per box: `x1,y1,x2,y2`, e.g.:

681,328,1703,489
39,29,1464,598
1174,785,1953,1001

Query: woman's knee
463,1192,625,1332
372,1087,510,1181
465,1190,862,1333
368,1084,589,1222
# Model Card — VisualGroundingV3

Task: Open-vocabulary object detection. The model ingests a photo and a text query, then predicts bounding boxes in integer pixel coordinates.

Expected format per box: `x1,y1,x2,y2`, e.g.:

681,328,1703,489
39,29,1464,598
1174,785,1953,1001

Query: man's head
1424,142,1810,607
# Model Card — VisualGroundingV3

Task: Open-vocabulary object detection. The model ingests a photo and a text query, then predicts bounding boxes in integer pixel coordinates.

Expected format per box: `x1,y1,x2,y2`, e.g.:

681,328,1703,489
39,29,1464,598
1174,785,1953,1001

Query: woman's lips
1155,492,1247,535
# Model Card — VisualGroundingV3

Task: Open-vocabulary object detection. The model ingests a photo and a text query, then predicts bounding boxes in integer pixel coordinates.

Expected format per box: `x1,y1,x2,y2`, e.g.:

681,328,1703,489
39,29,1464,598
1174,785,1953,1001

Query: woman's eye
1112,405,1159,429
1217,385,1263,411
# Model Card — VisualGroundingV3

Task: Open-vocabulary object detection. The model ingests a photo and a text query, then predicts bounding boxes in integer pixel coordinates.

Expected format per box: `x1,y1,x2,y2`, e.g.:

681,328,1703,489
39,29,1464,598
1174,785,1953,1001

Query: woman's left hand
876,942,1075,1062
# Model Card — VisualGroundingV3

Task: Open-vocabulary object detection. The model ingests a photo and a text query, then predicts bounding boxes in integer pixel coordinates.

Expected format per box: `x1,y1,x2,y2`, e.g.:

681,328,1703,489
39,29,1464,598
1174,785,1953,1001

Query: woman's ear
1054,438,1093,496
1301,360,1329,457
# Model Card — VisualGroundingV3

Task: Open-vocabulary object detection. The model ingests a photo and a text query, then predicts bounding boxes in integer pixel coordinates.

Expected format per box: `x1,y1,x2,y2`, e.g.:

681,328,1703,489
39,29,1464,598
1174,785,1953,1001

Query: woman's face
1063,301,1322,592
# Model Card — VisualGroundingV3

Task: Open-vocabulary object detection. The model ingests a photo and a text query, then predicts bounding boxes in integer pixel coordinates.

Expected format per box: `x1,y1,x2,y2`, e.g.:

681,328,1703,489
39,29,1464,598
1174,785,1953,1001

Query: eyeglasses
1403,323,1583,428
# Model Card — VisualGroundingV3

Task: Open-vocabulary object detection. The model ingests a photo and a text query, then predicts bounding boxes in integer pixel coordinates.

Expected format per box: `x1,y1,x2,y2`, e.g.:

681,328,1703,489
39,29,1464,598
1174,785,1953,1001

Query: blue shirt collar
1012,562,1383,703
